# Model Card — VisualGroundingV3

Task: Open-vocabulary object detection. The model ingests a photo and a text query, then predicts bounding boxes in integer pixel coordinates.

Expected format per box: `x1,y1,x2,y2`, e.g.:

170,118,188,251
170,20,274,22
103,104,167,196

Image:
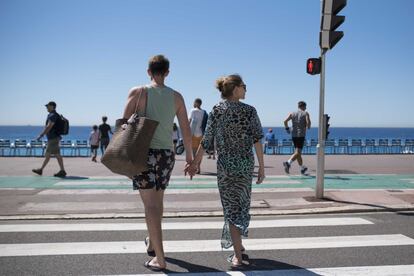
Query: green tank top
145,85,176,149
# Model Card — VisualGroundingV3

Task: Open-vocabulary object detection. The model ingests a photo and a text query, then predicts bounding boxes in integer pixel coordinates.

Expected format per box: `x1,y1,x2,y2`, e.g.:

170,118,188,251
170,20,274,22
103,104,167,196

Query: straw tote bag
101,87,159,178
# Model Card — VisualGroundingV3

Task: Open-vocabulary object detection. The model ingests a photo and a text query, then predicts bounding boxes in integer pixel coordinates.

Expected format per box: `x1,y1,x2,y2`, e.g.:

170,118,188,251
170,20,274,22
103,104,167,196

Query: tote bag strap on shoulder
133,86,149,117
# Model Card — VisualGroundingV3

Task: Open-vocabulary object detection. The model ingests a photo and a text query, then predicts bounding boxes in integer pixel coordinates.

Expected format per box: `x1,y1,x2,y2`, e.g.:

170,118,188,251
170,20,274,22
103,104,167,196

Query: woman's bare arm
175,92,193,163
254,142,265,184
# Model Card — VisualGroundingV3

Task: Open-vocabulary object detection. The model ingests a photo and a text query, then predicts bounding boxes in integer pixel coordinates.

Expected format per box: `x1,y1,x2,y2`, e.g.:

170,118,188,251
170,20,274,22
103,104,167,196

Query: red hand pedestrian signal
306,58,321,75
308,60,314,73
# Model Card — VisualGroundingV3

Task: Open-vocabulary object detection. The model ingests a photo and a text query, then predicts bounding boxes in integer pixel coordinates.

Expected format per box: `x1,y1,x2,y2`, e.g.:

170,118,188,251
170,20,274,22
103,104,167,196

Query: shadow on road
163,256,321,275
248,258,319,274
165,257,222,273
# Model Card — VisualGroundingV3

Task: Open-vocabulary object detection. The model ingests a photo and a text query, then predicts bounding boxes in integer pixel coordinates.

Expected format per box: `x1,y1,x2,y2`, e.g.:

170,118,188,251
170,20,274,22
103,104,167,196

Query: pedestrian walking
207,136,216,160
172,123,180,153
99,116,113,155
264,128,276,153
187,74,265,269
189,98,208,173
123,55,193,271
89,125,100,162
283,101,311,175
32,101,67,177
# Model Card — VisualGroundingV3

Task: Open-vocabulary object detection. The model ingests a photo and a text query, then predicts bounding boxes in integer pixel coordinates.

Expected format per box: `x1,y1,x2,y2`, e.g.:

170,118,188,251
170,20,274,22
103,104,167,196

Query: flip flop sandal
144,260,166,272
227,248,250,263
227,252,249,263
229,257,249,271
144,237,155,257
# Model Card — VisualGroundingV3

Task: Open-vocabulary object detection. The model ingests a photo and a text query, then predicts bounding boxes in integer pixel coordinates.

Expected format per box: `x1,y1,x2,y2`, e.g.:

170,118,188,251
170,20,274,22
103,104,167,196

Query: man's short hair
298,101,307,108
148,55,169,76
194,98,202,106
102,116,108,122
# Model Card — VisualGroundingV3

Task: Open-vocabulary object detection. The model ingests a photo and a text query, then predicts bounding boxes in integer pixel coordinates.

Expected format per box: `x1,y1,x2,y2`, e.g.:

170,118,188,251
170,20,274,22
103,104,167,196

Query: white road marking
102,264,414,276
36,187,314,195
54,179,301,186
1,234,412,257
0,217,372,232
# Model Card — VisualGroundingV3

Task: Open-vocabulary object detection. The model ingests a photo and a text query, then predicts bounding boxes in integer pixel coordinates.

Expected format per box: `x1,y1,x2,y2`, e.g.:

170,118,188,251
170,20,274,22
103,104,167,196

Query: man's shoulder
48,112,59,121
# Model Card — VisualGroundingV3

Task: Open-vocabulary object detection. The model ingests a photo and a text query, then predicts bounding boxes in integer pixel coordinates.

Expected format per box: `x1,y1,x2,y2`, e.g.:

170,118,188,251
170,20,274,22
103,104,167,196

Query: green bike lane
1,174,414,190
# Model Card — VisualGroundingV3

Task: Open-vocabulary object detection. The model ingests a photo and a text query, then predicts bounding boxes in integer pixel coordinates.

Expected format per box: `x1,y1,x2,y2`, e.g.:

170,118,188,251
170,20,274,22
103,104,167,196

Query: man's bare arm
284,113,292,128
37,122,54,140
306,112,311,129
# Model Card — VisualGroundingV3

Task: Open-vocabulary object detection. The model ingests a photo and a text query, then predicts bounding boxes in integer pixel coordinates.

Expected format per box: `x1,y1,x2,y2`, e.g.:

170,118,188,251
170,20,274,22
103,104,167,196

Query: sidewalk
0,155,413,219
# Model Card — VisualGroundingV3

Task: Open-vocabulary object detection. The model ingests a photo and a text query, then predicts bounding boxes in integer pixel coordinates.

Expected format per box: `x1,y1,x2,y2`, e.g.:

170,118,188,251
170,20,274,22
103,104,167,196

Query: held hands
184,160,198,180
256,165,265,184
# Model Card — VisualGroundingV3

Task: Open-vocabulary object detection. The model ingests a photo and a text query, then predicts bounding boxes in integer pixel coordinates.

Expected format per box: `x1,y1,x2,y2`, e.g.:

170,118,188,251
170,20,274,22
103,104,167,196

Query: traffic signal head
320,0,347,50
322,0,346,14
307,58,321,75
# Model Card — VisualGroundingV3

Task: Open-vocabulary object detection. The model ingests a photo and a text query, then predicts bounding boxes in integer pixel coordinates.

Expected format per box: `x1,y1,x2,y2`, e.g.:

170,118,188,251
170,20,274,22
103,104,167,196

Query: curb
1,205,413,220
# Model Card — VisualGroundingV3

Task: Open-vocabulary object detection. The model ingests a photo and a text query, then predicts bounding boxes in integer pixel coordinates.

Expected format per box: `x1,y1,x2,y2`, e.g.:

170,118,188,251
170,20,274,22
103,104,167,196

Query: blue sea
1,126,414,142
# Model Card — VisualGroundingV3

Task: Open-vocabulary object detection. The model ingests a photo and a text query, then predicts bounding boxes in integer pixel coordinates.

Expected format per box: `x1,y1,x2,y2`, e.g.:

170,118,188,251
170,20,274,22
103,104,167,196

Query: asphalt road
1,211,413,275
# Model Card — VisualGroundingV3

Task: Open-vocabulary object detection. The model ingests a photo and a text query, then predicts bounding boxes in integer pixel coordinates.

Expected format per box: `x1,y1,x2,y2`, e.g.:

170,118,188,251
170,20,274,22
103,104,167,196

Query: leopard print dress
201,100,263,249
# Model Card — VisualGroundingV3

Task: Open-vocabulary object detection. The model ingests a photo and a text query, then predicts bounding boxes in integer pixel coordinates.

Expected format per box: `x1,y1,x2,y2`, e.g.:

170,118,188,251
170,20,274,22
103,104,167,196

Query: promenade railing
263,138,414,155
0,139,91,157
0,138,413,157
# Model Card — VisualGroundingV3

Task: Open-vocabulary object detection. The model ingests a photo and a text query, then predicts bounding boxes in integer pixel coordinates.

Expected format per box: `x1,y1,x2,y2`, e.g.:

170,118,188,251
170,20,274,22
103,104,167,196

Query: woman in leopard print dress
189,74,265,268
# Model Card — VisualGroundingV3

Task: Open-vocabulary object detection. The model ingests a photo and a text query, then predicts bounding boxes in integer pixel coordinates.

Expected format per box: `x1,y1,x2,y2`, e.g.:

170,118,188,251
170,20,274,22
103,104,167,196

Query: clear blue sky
0,0,413,127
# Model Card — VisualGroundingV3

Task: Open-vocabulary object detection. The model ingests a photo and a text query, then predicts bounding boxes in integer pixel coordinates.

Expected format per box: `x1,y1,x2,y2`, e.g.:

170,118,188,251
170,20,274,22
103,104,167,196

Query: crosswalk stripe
36,187,314,195
18,200,268,212
1,234,412,257
54,180,301,186
101,264,414,276
87,175,291,180
0,217,372,232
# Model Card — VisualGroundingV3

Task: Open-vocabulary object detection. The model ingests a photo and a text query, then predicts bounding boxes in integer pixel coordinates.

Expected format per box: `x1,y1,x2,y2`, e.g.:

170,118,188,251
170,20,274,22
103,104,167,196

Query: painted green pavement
0,174,414,190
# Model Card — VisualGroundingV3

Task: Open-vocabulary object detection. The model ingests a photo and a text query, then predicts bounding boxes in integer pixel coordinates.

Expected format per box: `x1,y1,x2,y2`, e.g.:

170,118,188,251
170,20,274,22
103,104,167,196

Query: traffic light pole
316,48,328,199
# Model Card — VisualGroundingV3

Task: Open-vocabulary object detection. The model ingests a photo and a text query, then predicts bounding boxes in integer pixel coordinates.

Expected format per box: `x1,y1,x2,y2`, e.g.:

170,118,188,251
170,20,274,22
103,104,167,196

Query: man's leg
296,149,303,166
56,153,65,171
297,138,308,175
100,141,106,156
40,153,51,170
284,138,299,174
192,136,202,173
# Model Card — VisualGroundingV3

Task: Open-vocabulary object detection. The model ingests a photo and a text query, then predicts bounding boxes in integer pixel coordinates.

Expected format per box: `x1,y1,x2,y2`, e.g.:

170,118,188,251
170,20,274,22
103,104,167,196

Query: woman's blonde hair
215,74,243,99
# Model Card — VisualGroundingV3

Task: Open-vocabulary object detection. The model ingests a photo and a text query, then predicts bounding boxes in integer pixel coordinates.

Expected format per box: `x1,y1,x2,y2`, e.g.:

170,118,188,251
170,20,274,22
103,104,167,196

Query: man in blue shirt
265,128,276,143
264,128,276,153
32,101,67,177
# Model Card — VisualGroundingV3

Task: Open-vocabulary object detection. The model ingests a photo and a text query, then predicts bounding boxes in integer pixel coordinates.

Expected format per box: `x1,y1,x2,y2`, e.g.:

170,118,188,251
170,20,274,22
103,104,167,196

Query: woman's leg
229,223,243,264
139,188,166,268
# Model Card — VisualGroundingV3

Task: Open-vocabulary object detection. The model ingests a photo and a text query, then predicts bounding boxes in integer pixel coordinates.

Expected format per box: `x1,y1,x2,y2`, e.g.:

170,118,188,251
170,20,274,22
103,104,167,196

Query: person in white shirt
189,98,208,173
89,125,100,162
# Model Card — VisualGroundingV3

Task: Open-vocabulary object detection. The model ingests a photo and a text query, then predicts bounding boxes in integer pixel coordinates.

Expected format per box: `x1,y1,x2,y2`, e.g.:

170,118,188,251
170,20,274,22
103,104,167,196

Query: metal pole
316,49,327,199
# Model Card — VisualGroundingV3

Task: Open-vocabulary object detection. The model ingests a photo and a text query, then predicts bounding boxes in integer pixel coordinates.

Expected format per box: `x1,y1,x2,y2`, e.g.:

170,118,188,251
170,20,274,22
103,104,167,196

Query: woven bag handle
133,86,148,117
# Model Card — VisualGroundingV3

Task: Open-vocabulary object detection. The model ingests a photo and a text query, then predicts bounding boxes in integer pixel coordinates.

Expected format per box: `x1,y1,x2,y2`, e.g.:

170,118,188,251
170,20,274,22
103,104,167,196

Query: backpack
56,114,70,135
201,110,208,135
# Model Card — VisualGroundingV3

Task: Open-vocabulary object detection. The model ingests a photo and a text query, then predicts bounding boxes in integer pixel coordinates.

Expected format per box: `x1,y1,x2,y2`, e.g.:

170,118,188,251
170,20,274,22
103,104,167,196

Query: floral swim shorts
132,149,175,191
